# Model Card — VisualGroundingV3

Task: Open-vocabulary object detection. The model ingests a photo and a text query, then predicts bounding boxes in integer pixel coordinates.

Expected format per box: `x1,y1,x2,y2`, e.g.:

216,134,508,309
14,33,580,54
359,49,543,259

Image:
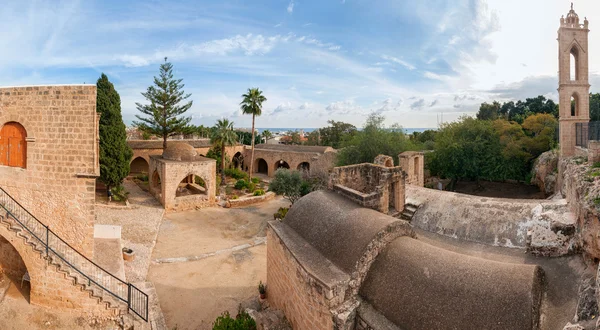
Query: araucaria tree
240,88,267,180
211,119,238,183
134,58,193,149
96,73,133,189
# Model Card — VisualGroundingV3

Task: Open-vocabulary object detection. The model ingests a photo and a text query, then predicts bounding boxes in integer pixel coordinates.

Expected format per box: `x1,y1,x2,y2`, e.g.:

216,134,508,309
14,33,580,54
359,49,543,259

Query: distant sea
256,128,436,134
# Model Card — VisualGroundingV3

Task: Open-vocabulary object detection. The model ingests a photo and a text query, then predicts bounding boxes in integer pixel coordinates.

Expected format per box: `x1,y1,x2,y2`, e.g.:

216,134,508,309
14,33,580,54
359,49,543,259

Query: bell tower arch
558,3,590,156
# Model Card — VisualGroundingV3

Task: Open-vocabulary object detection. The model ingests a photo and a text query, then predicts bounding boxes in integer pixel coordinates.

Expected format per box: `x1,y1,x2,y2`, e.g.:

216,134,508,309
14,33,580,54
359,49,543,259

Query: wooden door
0,123,26,168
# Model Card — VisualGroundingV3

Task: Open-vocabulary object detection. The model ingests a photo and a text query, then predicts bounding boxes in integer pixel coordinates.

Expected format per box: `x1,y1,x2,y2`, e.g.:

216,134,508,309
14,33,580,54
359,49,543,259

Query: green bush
273,207,289,220
225,186,233,195
253,189,265,196
213,309,256,330
225,168,248,180
247,182,256,193
251,177,260,184
235,179,248,190
216,176,222,187
593,162,600,169
135,174,149,182
111,185,129,202
231,195,239,200
195,175,206,188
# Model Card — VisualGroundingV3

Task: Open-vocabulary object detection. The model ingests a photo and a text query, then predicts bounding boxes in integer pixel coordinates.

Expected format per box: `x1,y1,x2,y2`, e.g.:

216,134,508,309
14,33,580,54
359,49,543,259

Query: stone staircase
0,187,148,323
400,202,420,222
0,212,128,316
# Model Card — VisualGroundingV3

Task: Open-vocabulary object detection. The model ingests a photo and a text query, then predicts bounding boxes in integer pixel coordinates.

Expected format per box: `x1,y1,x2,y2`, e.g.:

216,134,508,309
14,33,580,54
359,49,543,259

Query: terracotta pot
259,293,266,299
122,247,135,261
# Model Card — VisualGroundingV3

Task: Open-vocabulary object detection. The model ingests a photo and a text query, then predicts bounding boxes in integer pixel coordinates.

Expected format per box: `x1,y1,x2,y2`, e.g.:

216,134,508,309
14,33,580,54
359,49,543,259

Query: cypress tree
133,57,193,148
97,73,133,189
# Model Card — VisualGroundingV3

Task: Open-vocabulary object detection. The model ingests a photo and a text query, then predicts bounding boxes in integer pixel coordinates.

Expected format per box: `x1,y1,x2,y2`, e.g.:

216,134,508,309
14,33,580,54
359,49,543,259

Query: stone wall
227,192,275,208
266,228,337,330
0,236,26,277
531,150,558,195
249,145,337,177
329,163,405,214
0,85,98,256
398,151,424,187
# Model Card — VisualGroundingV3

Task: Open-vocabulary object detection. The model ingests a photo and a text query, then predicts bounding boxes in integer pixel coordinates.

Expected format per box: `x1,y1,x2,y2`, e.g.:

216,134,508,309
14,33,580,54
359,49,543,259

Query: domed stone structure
162,142,198,161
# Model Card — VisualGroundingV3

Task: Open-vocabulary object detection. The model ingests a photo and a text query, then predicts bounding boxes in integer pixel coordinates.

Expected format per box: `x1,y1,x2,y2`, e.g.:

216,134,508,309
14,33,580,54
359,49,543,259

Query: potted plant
258,281,266,299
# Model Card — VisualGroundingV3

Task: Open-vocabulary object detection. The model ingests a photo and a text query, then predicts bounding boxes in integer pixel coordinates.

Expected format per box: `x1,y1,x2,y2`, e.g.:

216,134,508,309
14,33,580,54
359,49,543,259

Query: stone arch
571,92,580,116
0,223,38,304
0,122,27,168
130,157,149,175
175,173,209,198
255,158,269,175
275,160,290,171
151,170,162,193
232,152,244,169
570,45,580,81
297,162,310,172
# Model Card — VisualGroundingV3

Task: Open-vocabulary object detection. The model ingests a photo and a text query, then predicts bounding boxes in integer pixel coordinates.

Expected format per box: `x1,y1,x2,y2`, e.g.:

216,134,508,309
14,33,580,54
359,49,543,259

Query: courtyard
147,194,289,329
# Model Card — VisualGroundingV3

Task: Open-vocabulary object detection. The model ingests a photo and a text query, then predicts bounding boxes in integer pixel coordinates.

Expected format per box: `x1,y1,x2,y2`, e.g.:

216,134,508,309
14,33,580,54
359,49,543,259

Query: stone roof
284,190,403,274
162,142,198,161
360,237,544,329
128,139,212,149
253,144,334,154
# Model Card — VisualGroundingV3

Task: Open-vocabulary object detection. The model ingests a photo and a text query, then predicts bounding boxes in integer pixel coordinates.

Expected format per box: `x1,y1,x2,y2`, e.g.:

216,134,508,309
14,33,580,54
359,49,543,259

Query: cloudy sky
1,0,599,129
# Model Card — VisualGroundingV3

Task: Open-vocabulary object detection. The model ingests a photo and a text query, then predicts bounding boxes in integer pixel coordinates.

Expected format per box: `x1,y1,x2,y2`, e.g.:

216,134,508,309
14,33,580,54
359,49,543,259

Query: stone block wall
266,229,336,330
0,235,26,277
0,85,98,256
398,152,424,187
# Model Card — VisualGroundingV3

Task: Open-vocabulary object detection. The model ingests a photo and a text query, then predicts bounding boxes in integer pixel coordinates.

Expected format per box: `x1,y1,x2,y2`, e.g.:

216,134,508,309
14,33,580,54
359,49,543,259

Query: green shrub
231,195,239,200
247,182,256,193
213,309,257,330
225,168,248,180
273,207,289,220
253,189,265,196
593,162,600,169
216,176,222,187
235,179,248,190
111,185,129,202
135,174,149,182
195,175,206,188
251,177,260,184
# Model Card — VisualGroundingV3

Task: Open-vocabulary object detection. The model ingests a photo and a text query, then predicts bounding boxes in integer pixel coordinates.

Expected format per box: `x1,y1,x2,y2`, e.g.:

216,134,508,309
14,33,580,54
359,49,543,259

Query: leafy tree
240,88,267,181
590,93,600,121
476,101,501,120
96,73,133,189
320,120,357,149
211,119,238,183
289,130,302,145
269,169,305,204
262,129,273,143
305,130,320,146
337,114,417,166
235,130,260,145
133,58,193,149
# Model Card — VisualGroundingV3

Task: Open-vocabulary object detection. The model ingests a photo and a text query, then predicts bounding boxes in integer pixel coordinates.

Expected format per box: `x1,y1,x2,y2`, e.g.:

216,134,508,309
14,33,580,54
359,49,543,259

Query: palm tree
262,129,273,143
211,119,237,184
240,88,267,180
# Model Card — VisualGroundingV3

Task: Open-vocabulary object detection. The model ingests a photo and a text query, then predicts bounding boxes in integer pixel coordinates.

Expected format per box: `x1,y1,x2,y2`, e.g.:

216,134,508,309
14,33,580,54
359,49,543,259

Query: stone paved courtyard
148,196,289,330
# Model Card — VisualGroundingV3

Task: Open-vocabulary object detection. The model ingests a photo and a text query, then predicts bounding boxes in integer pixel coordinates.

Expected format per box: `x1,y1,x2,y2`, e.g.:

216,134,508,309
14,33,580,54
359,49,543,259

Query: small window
571,94,579,117
0,122,27,168
570,47,579,81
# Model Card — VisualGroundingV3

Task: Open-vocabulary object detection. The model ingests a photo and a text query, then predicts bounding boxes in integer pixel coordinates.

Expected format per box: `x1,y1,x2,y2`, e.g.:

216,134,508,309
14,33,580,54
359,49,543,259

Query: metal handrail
0,187,148,321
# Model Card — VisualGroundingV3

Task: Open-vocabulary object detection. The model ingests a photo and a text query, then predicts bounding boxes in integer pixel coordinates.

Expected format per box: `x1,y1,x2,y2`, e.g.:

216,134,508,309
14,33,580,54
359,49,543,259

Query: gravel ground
95,179,164,283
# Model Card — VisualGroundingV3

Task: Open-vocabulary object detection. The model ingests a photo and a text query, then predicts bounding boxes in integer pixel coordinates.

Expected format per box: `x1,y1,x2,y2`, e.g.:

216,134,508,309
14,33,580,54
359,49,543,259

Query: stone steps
0,213,129,317
400,203,419,222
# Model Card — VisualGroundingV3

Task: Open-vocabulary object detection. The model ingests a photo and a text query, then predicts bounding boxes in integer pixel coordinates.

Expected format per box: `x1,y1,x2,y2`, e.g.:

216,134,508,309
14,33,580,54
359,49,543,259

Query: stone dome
162,142,198,161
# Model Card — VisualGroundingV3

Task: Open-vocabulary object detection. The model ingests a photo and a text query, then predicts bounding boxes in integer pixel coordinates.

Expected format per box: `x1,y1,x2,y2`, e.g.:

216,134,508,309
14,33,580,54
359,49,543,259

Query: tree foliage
269,169,306,204
319,120,357,149
133,58,193,148
96,73,132,188
211,119,238,183
336,114,418,166
476,95,558,124
240,88,267,180
428,115,558,182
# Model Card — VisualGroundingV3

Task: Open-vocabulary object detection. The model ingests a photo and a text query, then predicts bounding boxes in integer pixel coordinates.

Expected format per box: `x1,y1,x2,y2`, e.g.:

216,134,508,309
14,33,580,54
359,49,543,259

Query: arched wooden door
0,123,27,168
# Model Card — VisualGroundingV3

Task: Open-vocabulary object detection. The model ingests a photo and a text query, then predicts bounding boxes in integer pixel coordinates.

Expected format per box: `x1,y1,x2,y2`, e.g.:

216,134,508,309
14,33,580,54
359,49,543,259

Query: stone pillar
589,140,600,164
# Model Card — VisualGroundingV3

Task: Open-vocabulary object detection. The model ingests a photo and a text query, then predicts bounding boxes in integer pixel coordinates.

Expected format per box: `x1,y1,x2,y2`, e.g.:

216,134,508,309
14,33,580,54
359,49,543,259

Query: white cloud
287,0,295,14
326,100,364,115
410,99,425,110
118,55,150,67
429,100,438,107
381,55,416,70
274,23,282,28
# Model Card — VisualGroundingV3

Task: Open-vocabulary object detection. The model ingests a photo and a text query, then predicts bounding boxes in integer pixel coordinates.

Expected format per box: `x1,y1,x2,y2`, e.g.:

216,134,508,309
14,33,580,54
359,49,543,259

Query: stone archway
275,160,290,171
130,157,149,175
0,235,30,301
175,173,209,198
255,158,269,175
232,152,244,169
297,162,310,172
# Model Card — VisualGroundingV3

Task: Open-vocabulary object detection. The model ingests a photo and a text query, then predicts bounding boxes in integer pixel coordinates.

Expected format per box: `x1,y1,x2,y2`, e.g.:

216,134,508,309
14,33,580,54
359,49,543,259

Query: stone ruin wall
0,85,98,257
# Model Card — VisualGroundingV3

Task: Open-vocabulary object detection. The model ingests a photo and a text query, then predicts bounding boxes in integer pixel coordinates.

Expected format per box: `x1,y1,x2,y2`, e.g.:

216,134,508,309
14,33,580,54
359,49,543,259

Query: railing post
127,283,131,312
45,226,49,257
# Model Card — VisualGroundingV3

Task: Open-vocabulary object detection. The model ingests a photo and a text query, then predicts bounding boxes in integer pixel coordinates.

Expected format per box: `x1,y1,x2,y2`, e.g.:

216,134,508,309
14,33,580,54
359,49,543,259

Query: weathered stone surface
360,237,545,330
531,149,559,195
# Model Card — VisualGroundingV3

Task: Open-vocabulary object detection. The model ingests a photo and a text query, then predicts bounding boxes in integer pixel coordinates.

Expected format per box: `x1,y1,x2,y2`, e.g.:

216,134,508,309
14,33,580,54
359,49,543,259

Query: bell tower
558,3,590,156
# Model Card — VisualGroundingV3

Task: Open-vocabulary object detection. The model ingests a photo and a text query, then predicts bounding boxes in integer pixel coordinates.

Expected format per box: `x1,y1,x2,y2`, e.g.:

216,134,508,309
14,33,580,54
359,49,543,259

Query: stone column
589,140,600,164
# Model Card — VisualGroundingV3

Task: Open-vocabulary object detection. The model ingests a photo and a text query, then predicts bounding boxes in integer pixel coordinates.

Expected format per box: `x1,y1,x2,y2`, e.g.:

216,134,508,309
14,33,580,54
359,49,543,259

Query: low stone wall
531,150,558,195
168,194,214,212
227,192,275,208
408,186,576,254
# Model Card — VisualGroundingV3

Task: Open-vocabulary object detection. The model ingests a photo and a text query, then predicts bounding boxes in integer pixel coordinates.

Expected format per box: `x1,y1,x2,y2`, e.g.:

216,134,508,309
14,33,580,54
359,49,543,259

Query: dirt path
148,197,289,330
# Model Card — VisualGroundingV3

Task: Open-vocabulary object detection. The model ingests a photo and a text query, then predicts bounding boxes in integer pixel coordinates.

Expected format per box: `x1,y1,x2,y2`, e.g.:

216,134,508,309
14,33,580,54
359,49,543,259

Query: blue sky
2,0,600,128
